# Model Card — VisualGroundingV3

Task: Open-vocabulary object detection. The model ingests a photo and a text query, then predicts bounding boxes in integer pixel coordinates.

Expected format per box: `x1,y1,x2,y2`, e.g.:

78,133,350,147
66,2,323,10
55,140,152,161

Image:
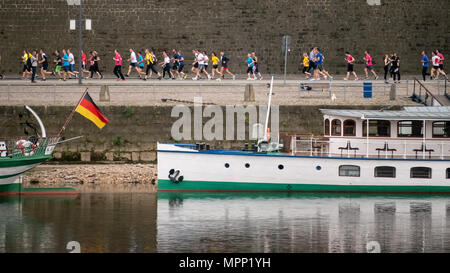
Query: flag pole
58,88,89,137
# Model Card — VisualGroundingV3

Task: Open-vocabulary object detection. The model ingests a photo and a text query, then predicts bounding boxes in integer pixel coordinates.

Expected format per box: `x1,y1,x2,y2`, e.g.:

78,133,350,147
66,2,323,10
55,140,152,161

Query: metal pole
78,0,82,85
284,42,287,85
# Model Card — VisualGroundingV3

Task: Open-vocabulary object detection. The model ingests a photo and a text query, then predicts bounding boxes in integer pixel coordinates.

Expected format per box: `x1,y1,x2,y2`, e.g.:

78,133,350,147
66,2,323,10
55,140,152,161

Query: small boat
0,106,77,196
157,78,450,193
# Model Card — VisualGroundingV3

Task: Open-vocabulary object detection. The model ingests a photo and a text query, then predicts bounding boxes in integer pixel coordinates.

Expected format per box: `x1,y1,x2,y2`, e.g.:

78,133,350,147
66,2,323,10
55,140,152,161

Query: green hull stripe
158,179,450,193
0,155,51,168
0,183,21,193
0,183,77,195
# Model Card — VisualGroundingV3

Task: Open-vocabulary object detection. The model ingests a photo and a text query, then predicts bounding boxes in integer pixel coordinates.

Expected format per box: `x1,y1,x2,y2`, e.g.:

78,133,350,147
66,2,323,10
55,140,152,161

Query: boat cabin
292,106,450,159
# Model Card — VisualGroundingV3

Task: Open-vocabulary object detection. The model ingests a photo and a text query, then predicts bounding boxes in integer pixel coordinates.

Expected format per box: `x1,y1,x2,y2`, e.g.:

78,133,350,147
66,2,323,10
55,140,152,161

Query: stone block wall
0,0,448,75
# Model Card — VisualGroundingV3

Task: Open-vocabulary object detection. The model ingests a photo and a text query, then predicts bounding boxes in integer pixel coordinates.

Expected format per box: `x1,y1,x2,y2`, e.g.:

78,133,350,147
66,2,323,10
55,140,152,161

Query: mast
58,88,88,137
264,75,274,141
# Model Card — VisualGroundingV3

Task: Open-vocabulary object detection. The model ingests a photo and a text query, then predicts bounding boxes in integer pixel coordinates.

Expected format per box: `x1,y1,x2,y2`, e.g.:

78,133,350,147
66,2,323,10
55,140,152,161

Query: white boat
157,79,450,193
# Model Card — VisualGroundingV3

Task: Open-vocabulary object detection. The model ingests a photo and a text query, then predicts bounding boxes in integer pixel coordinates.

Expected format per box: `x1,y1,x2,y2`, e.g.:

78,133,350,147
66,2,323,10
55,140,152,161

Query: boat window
278,164,284,170
447,168,450,179
225,163,230,168
339,165,360,177
432,121,450,138
374,166,396,178
362,120,390,137
398,121,423,137
410,167,432,179
245,163,250,168
324,119,330,136
343,120,356,136
332,119,341,136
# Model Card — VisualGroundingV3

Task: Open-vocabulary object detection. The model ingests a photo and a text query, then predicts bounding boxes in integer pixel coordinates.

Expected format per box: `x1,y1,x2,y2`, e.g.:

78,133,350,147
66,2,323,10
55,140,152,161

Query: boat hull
157,143,450,193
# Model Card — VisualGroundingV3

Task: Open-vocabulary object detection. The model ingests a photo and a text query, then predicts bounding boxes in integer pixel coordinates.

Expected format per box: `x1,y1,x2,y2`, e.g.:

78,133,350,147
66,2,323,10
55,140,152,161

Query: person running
300,52,311,79
308,48,316,75
39,49,52,81
30,50,38,83
246,53,255,80
90,51,103,79
363,51,378,80
420,51,430,82
22,50,31,80
81,50,90,79
137,51,146,78
202,51,211,80
383,54,391,83
210,52,220,79
53,50,63,80
391,53,400,83
312,48,332,81
217,51,235,81
67,49,78,78
435,49,447,79
251,52,263,80
144,49,161,80
344,52,358,81
160,50,173,79
177,50,186,79
191,49,199,76
193,50,204,80
431,51,440,80
171,49,179,79
61,49,71,81
126,48,140,77
113,49,125,81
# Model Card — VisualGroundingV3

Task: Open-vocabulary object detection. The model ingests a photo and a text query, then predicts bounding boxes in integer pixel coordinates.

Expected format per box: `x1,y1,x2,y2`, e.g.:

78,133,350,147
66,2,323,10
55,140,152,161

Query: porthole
225,163,230,168
245,163,250,168
278,164,284,170
316,166,322,171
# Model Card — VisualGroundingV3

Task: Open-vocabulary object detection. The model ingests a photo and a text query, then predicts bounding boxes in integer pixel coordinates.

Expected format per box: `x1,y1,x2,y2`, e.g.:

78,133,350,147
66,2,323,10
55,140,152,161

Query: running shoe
232,75,236,80
375,76,379,80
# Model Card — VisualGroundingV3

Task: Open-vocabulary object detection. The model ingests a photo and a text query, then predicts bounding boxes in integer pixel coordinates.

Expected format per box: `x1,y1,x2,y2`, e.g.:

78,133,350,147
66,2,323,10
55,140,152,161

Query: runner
137,51,146,79
113,49,125,81
21,50,31,80
143,49,161,80
300,52,311,79
391,53,400,83
91,51,103,79
81,50,90,79
193,50,204,80
217,52,235,81
191,49,199,76
30,50,38,83
160,50,173,79
308,48,316,76
61,49,70,81
435,49,447,79
171,49,179,79
202,51,211,80
420,51,429,82
312,48,332,81
38,49,52,81
246,53,255,80
431,51,440,80
177,50,186,79
211,52,220,79
363,50,378,80
125,48,139,77
383,54,391,83
53,50,63,80
251,52,263,80
344,52,358,81
67,49,78,78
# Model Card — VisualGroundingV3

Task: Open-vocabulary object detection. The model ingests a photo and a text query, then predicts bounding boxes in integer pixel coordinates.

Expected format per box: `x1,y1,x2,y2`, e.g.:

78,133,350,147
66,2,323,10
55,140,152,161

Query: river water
1,192,449,253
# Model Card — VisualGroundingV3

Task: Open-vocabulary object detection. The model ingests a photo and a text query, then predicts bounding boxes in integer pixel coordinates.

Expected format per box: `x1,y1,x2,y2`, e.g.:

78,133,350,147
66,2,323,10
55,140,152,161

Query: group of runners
19,47,447,83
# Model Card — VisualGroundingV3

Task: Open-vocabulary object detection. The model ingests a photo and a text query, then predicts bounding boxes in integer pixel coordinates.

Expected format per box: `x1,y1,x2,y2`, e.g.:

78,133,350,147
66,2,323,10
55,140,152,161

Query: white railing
290,136,450,160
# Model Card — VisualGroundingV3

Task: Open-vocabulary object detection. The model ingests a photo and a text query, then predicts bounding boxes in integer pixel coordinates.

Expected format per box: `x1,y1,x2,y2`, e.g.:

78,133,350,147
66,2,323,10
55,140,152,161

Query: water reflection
0,194,157,253
157,192,450,253
1,192,449,253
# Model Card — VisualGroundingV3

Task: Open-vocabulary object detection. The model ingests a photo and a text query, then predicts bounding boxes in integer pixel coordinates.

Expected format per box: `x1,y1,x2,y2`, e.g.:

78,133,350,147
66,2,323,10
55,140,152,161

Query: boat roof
320,106,450,121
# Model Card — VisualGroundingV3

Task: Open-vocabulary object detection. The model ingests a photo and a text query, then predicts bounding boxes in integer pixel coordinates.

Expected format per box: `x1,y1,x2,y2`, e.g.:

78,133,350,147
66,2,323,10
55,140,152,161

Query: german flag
75,92,109,129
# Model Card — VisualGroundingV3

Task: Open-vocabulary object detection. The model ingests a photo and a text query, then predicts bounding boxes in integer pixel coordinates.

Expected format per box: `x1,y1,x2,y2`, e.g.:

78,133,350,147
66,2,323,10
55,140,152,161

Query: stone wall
0,105,399,162
0,0,448,75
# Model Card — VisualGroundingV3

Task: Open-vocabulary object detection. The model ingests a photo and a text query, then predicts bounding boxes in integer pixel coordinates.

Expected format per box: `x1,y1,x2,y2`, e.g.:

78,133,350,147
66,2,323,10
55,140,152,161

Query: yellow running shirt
212,56,219,65
303,56,309,67
23,53,28,63
145,53,152,65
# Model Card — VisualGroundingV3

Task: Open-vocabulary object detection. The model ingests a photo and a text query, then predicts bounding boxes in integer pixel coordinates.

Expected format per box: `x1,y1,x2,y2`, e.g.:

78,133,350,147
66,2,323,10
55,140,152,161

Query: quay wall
0,0,448,75
0,104,402,163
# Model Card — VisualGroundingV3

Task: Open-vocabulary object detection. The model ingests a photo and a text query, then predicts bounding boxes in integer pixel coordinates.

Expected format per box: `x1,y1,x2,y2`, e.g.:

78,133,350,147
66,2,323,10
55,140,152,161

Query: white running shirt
130,51,137,63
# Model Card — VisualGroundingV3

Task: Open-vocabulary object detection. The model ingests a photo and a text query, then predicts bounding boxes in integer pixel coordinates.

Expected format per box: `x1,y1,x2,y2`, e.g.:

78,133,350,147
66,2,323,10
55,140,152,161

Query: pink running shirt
365,54,373,66
115,53,122,66
437,53,444,65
